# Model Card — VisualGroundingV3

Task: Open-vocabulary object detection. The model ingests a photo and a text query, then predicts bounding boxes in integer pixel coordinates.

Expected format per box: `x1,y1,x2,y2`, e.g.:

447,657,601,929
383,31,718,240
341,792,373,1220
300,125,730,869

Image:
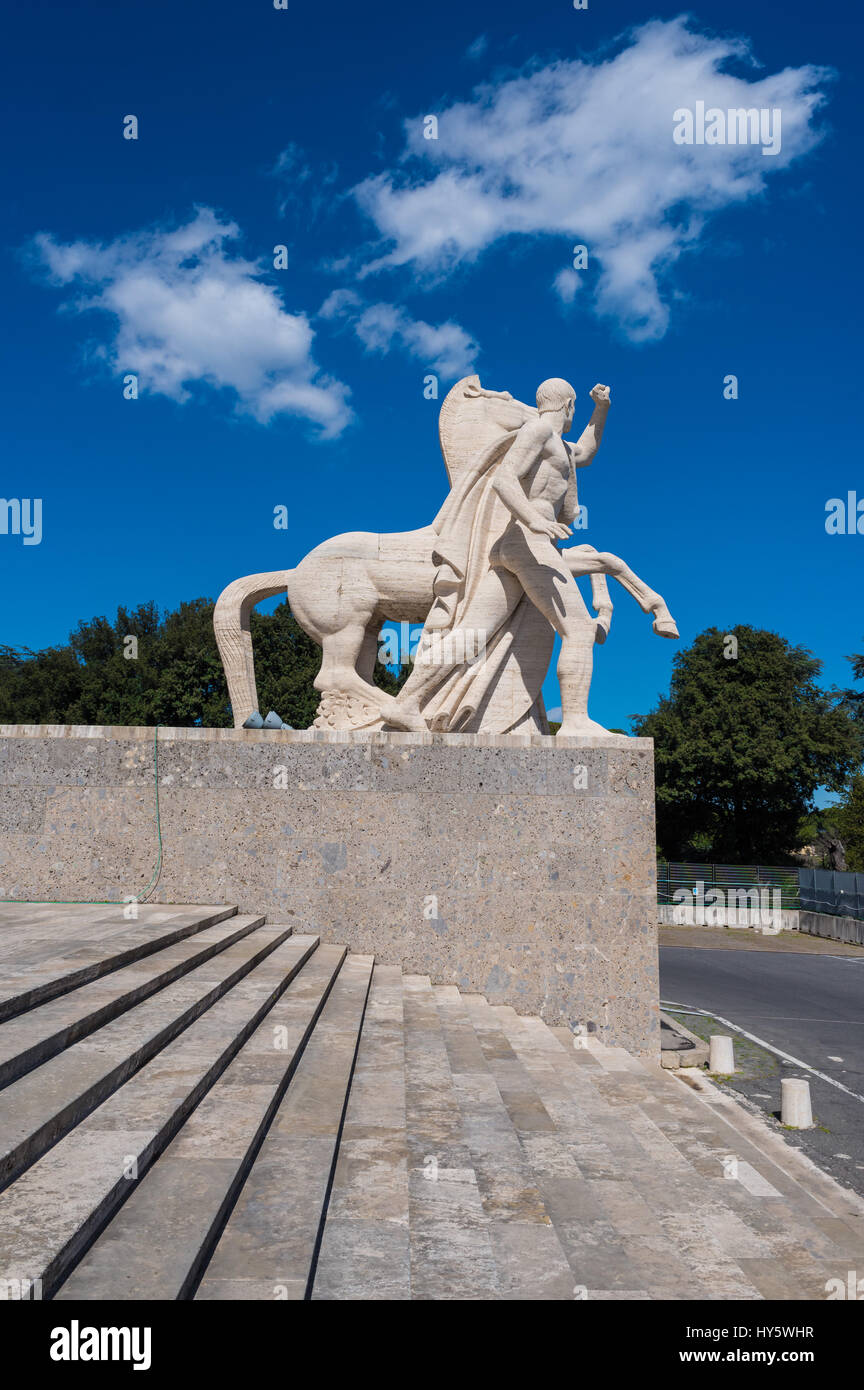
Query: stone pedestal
0,725,659,1053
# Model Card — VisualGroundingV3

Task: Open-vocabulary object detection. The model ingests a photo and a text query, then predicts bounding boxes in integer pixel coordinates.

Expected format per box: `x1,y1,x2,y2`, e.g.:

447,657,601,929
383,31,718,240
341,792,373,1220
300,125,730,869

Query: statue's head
536,377,576,430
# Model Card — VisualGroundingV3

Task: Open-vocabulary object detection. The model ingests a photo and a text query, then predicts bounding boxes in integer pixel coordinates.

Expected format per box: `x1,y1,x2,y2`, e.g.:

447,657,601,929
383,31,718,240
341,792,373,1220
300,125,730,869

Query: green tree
0,598,407,729
840,641,864,726
633,625,863,863
796,806,848,871
833,775,864,872
806,643,864,872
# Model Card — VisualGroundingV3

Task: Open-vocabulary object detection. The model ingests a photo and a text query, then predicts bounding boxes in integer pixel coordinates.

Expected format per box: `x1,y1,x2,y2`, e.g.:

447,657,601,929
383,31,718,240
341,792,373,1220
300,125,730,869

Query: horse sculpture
214,375,678,733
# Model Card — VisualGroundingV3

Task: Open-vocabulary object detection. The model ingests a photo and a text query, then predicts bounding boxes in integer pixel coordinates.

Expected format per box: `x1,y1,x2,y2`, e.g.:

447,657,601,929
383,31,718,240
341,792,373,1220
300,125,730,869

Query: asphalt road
659,946,864,1196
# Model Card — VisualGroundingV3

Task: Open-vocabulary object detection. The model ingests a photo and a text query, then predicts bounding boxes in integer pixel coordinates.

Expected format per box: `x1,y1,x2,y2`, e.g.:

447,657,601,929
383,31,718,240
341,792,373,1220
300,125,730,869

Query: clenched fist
590,383,611,407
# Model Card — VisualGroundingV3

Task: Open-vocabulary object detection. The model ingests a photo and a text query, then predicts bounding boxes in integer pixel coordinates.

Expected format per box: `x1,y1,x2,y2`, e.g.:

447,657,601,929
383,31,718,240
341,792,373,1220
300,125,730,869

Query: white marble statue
214,374,678,735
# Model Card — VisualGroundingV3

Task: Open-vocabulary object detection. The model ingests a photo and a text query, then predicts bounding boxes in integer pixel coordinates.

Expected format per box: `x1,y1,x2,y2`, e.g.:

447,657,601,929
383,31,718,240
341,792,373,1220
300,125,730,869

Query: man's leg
500,526,608,735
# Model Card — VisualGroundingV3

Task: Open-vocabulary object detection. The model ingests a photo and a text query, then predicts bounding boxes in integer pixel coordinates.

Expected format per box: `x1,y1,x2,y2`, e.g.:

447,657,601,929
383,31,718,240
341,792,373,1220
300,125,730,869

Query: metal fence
798,869,864,922
656,862,801,911
657,863,864,921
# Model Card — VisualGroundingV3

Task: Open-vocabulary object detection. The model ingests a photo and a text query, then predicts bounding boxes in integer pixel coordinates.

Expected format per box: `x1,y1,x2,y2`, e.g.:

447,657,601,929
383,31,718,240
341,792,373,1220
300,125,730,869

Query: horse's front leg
563,545,679,639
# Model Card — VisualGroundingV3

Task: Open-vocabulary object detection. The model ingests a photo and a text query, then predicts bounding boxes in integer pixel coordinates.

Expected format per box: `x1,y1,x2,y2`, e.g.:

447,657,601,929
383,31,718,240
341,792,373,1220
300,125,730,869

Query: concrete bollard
709,1034,735,1073
781,1077,814,1129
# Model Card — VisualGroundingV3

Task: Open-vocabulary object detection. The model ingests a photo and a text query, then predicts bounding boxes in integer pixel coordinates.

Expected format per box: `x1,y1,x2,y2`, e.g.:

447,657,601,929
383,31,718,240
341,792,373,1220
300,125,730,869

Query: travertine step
0,919,283,1190
398,976,500,1301
468,999,756,1299
56,942,343,1300
0,934,320,1297
3,902,864,1302
429,985,576,1300
195,953,374,1301
490,1006,861,1300
0,905,238,1022
311,963,410,1301
0,915,262,1089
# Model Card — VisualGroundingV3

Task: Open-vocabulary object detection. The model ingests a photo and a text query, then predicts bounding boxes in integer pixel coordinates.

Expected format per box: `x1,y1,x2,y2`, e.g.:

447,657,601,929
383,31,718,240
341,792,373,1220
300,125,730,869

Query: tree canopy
633,626,864,864
0,598,405,729
821,641,864,872
832,774,864,872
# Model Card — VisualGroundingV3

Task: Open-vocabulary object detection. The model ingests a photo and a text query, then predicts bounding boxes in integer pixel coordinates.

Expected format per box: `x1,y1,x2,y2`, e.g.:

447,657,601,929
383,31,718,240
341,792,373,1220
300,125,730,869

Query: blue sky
1,0,862,730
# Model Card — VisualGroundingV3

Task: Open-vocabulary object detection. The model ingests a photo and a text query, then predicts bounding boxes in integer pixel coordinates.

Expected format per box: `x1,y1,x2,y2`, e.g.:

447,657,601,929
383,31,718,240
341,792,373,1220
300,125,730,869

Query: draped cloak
413,385,557,734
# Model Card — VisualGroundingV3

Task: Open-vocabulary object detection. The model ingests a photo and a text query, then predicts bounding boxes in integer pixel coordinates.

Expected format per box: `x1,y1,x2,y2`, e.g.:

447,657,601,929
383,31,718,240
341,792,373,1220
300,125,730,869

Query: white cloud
466,35,488,62
319,288,363,319
353,17,832,339
553,268,582,305
31,208,352,436
320,289,477,378
270,142,340,222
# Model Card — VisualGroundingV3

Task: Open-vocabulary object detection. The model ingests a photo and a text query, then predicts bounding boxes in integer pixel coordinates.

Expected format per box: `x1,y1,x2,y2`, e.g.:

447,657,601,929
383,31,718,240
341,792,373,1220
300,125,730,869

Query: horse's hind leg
315,620,423,728
357,621,382,685
315,621,375,697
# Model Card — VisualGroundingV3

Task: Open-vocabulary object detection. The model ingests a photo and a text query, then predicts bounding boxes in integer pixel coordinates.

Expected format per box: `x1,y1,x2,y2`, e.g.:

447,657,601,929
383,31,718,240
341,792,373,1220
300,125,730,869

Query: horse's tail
214,570,293,727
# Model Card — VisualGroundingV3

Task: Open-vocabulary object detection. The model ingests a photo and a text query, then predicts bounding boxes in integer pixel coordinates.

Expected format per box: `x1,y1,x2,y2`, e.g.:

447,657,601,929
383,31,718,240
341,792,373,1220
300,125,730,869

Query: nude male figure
393,377,675,735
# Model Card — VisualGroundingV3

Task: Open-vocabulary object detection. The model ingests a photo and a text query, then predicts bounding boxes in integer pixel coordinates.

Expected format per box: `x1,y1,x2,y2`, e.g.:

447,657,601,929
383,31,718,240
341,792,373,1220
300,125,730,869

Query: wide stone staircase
1,902,863,1301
